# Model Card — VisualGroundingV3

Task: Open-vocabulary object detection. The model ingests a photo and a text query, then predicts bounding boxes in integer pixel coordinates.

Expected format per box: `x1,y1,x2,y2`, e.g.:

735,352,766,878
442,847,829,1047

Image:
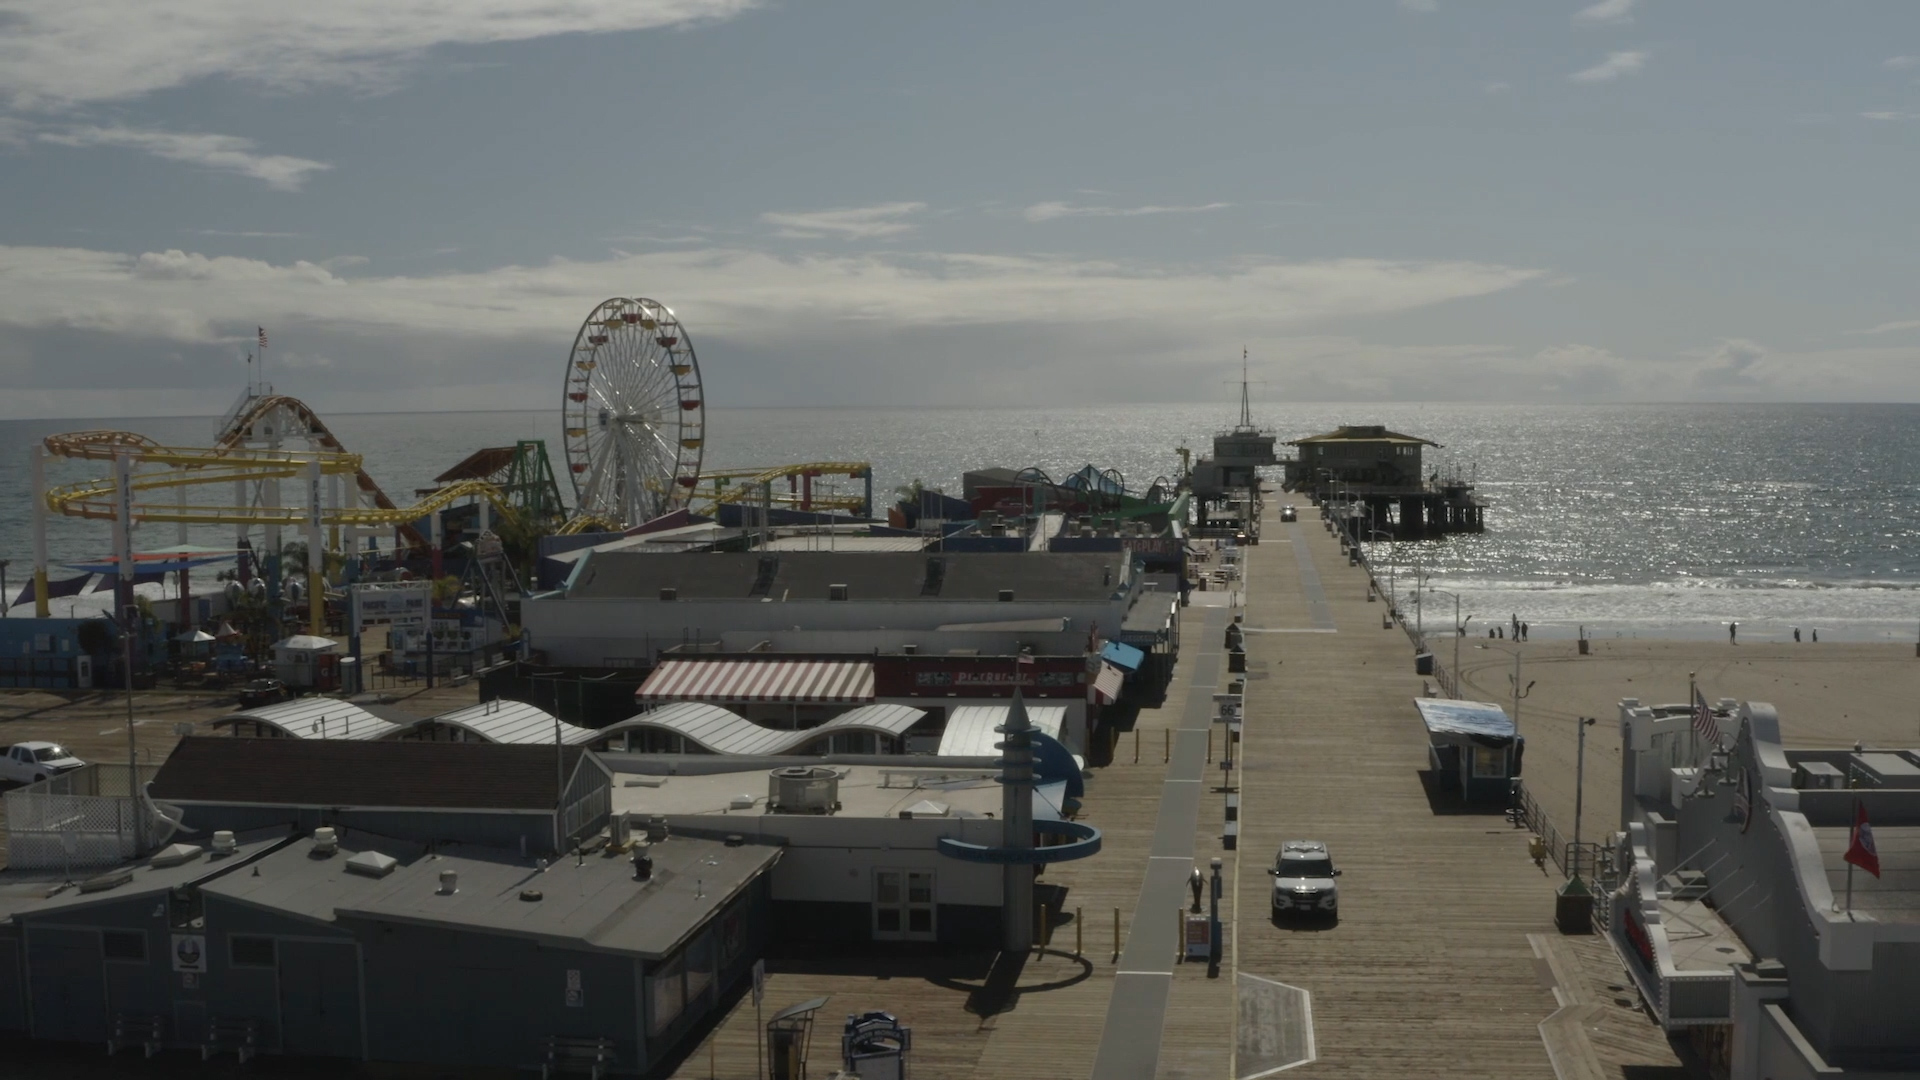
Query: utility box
1555,877,1593,935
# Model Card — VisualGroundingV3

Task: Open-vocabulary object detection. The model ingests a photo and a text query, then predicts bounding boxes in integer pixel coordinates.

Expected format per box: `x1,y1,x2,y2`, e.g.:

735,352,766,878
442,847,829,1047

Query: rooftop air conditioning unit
659,587,678,602
998,589,1015,602
829,584,849,601
767,766,840,815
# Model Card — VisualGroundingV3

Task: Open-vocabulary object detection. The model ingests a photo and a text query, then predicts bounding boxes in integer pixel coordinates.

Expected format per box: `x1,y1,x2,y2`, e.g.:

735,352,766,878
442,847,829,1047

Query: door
26,928,107,1044
872,870,937,941
278,942,361,1058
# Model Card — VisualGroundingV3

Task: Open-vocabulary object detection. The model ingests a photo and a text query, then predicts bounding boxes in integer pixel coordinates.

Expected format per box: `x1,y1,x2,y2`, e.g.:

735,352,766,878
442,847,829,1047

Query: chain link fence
5,763,164,871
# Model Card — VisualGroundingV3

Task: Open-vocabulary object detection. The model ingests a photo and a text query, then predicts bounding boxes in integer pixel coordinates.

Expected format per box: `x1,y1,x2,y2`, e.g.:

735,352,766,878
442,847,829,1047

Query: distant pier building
1281,424,1484,537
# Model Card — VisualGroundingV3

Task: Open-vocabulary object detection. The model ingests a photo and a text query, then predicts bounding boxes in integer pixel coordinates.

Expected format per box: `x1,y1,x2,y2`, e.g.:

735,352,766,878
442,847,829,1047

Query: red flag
1692,687,1720,746
257,326,268,349
1845,802,1881,879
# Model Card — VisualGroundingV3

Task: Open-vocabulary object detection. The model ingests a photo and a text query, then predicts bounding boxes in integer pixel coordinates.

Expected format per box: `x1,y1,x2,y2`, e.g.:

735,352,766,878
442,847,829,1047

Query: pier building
1283,424,1486,536
1615,698,1920,1077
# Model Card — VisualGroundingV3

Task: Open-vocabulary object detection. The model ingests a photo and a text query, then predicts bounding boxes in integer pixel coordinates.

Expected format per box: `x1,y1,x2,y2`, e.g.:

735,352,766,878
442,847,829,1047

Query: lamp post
1421,587,1467,696
1477,640,1535,736
1361,528,1394,607
1574,717,1597,877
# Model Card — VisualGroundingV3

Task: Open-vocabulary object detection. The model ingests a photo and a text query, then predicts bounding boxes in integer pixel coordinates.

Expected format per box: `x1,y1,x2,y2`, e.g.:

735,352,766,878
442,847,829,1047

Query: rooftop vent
149,843,203,868
902,643,917,655
211,830,237,855
767,765,840,815
437,870,459,895
345,850,398,878
312,827,339,856
829,583,849,601
659,587,678,602
998,589,1015,602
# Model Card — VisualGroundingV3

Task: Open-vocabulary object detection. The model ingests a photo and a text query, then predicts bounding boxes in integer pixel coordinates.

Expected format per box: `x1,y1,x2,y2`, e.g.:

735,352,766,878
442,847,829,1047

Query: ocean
2,402,1916,643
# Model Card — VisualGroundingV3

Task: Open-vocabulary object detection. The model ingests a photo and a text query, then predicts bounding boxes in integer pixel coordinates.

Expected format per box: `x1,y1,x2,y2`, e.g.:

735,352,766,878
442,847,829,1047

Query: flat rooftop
610,765,1006,820
206,827,781,959
564,550,1126,603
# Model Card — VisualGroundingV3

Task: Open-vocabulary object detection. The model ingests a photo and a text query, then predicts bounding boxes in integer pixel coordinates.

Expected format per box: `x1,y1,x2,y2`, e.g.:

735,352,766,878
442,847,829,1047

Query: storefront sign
874,656,1087,697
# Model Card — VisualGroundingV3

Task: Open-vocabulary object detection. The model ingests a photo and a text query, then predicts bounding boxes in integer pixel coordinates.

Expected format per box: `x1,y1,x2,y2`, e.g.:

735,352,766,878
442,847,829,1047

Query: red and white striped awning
636,659,875,704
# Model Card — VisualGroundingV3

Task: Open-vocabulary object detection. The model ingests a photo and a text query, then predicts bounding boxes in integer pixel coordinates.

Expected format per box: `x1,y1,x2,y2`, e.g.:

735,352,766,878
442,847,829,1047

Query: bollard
1076,907,1083,958
1164,729,1170,763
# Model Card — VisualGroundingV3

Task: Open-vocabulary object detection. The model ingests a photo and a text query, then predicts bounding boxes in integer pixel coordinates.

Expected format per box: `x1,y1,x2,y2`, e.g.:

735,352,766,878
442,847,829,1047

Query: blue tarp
1414,698,1516,742
1100,640,1146,672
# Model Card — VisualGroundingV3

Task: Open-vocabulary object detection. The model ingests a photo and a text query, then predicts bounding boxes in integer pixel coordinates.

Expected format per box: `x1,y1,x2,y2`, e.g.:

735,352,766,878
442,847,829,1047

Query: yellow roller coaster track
702,462,871,512
216,395,431,549
42,432,523,529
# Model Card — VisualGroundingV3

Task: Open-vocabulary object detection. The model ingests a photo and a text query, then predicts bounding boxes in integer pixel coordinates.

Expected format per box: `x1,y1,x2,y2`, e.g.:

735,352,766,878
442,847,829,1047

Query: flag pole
1846,798,1857,918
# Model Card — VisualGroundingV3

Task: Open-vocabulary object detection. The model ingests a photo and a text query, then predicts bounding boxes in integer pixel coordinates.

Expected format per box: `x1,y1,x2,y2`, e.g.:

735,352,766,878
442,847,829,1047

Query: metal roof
423,700,601,745
150,737,596,811
636,658,875,704
565,550,1125,602
598,701,925,755
1414,699,1517,742
1093,662,1125,704
210,698,410,740
1100,640,1145,671
1287,424,1437,446
936,704,1067,758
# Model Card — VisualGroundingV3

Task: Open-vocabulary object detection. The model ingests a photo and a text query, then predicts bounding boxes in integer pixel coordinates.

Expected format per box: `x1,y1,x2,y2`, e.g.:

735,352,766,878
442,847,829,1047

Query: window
102,931,147,963
684,932,715,1005
874,869,937,941
1471,744,1508,779
648,954,686,1036
230,935,276,968
32,745,68,762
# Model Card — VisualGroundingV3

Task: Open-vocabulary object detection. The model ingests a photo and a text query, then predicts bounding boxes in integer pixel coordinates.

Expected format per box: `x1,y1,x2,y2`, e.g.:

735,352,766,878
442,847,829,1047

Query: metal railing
1506,779,1619,927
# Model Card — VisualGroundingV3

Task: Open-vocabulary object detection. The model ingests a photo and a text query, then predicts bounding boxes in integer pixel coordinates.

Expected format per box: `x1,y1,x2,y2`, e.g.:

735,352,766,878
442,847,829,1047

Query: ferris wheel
562,297,705,526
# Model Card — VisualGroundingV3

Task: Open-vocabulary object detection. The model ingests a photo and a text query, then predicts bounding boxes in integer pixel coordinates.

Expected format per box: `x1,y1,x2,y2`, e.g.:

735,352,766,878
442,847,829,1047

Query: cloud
1022,201,1231,223
1574,0,1635,24
1886,56,1919,70
1861,111,1919,121
760,202,926,240
0,0,759,109
1484,82,1512,95
1398,0,1439,12
1847,320,1920,336
37,126,330,190
194,229,307,239
1690,338,1766,391
1570,50,1648,83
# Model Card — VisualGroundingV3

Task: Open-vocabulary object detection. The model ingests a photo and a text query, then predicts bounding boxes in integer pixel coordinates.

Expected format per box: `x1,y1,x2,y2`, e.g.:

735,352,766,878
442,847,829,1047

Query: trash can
1414,652,1434,676
1555,876,1593,934
1227,649,1247,673
1577,638,1590,655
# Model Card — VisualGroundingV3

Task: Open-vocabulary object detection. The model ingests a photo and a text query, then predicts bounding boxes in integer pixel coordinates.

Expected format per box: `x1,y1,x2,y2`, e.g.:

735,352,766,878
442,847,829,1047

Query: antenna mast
1239,347,1253,430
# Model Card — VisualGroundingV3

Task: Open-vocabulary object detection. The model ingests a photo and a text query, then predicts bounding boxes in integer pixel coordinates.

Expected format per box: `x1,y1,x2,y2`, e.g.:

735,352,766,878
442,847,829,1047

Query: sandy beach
1448,638,1920,853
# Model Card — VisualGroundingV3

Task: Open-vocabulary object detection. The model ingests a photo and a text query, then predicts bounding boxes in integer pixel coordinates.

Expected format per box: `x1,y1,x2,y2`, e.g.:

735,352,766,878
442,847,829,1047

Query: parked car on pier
237,677,292,708
0,742,86,784
1280,505,1297,522
1270,840,1341,920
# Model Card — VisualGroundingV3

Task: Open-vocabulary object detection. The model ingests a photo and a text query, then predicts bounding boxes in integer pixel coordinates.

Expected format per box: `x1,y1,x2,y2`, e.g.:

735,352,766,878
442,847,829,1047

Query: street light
1573,716,1598,878
1419,586,1468,695
1476,640,1535,736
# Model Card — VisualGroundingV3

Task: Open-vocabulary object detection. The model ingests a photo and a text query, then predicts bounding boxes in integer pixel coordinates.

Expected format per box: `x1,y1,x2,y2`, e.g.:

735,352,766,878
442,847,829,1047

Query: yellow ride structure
33,429,523,635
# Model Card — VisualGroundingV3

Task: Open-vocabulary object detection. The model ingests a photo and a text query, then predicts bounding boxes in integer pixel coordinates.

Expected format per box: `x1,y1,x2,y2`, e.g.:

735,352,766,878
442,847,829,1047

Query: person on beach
1521,622,1529,641
1812,628,1818,643
1729,622,1738,645
1794,627,1801,643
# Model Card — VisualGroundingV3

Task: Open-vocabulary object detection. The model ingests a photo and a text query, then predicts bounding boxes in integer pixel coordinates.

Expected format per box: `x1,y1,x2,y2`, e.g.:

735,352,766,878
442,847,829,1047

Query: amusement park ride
25,296,875,645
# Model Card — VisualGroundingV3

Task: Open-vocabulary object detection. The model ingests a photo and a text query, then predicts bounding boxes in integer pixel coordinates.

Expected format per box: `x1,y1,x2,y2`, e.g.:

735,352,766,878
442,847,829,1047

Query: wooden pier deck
667,495,1689,1080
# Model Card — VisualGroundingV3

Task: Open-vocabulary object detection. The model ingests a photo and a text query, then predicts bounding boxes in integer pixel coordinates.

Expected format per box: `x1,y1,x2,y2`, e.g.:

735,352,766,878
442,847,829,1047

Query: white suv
1270,840,1340,919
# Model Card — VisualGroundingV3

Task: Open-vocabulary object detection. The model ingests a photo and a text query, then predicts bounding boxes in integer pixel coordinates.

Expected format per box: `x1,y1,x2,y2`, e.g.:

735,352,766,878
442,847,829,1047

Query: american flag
1692,687,1721,746
257,326,268,349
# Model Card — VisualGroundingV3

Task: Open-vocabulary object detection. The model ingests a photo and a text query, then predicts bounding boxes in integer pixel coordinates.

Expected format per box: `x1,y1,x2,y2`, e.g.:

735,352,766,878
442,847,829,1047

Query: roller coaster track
42,430,522,532
701,461,872,513
215,394,429,549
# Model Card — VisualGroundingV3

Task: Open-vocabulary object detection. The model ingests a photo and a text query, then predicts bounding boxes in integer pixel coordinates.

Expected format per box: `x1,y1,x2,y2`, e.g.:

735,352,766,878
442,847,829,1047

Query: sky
1,0,1918,418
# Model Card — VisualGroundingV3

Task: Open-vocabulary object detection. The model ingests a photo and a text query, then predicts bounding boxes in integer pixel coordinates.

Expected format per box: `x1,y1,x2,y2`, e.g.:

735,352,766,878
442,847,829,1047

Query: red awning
636,659,876,704
1092,661,1126,704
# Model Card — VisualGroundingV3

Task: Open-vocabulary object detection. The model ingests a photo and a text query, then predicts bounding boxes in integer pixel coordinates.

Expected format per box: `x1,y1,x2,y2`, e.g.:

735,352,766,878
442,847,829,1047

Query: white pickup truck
0,742,86,784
